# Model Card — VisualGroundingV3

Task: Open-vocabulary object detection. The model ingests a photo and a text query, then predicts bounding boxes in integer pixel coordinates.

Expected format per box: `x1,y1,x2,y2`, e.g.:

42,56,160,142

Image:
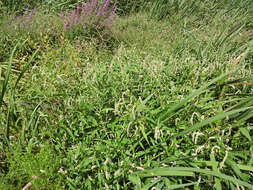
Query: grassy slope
0,3,253,190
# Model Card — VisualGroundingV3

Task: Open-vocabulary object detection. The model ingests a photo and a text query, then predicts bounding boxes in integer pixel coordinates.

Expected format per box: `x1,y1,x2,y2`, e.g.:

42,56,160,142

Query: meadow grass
0,0,252,189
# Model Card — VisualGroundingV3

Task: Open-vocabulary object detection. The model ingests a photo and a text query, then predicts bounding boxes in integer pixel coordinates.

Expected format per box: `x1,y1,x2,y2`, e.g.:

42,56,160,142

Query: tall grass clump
0,0,42,13
143,0,253,21
0,0,252,189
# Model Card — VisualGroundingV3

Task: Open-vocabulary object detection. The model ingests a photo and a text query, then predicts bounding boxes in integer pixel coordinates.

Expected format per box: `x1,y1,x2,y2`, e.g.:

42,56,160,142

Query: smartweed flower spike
25,8,29,15
74,15,78,24
103,0,110,9
60,0,118,35
72,9,75,17
33,7,37,14
64,23,67,31
60,11,64,20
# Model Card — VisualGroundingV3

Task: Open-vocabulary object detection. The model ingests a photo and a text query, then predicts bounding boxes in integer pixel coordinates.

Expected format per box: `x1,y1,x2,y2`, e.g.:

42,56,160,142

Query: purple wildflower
91,0,96,8
59,0,118,37
25,8,29,15
74,15,78,24
103,0,110,9
71,9,75,17
65,10,68,20
33,7,37,14
82,2,85,8
60,11,64,20
64,23,67,31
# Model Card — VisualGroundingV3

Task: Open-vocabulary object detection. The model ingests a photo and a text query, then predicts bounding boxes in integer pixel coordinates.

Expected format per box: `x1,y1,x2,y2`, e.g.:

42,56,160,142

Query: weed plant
0,0,252,189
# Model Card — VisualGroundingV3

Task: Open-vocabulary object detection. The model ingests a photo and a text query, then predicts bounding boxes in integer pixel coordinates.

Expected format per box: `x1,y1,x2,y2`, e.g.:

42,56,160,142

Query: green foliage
0,0,253,189
143,0,253,21
0,143,64,189
109,0,145,15
1,0,41,13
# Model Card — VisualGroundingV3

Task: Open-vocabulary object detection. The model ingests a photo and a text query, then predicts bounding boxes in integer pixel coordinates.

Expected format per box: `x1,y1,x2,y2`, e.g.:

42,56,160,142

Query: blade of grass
159,70,233,124
210,153,222,190
237,164,253,172
239,128,251,141
166,182,200,190
142,178,162,190
21,101,43,146
225,158,246,181
134,168,195,177
134,167,253,189
0,43,19,108
129,175,142,190
173,106,253,138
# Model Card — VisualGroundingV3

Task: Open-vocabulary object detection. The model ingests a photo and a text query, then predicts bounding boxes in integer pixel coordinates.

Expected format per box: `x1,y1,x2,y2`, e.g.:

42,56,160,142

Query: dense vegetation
0,0,252,189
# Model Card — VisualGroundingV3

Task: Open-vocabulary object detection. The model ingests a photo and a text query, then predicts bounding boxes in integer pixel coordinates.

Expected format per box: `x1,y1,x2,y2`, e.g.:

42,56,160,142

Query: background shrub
1,0,42,13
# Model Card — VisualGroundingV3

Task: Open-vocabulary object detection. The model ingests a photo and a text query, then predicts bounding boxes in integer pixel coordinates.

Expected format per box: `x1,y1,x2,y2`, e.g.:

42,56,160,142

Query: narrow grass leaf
135,167,253,189
142,178,162,190
0,43,19,108
237,164,253,172
225,158,245,181
129,175,142,190
166,182,200,190
135,168,195,177
159,71,233,123
21,101,43,146
210,153,222,190
239,128,251,141
173,107,253,138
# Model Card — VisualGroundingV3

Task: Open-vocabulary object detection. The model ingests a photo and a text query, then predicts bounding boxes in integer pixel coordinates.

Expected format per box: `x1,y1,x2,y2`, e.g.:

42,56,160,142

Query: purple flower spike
74,15,78,24
65,10,68,19
33,7,37,14
25,8,29,15
57,0,118,35
82,2,86,8
103,0,110,9
60,11,64,20
72,9,75,17
91,0,96,7
64,23,67,31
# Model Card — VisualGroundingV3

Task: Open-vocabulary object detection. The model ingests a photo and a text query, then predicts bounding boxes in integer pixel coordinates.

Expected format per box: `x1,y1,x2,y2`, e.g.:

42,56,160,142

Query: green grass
0,0,253,189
